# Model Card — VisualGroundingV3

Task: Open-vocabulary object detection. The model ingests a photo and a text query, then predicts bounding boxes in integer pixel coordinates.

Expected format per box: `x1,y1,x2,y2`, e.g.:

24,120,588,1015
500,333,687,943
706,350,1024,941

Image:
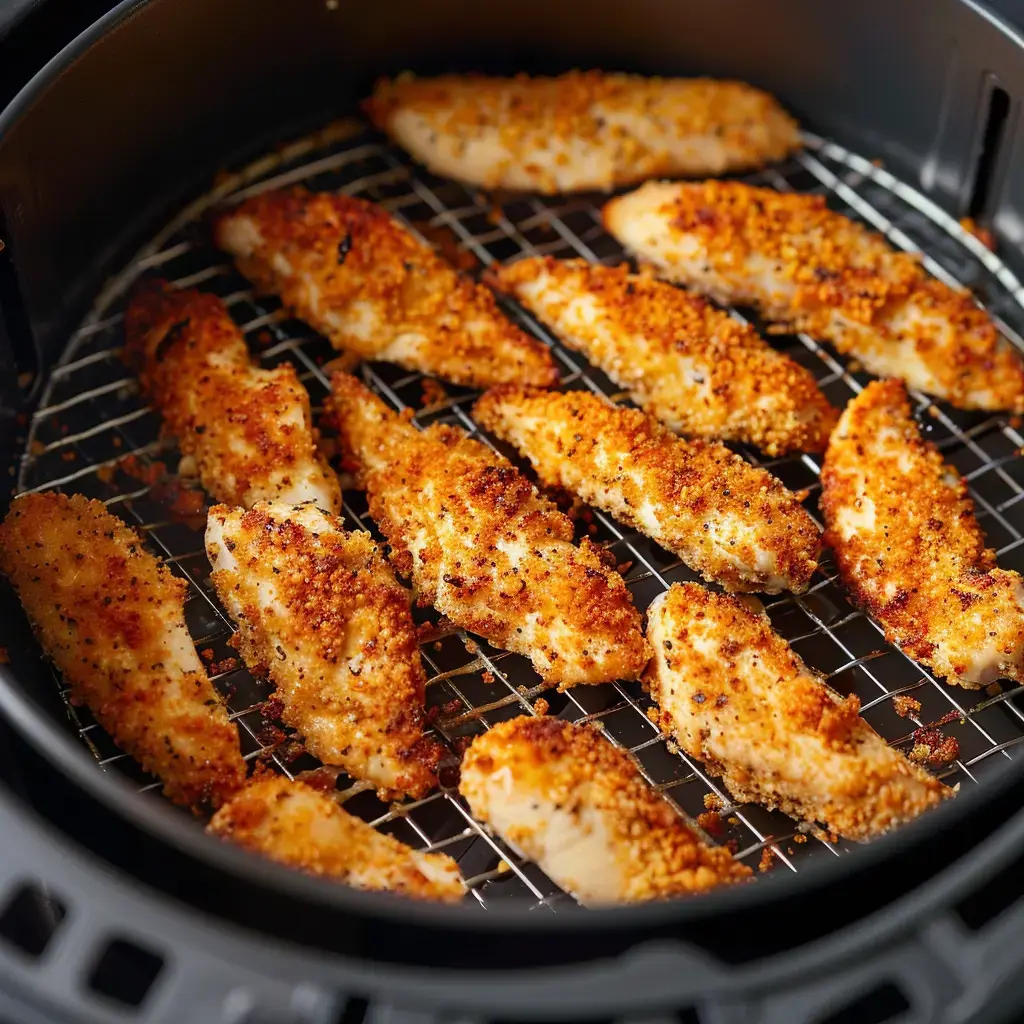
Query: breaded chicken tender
215,188,557,389
645,584,950,840
0,492,245,812
206,501,442,800
473,387,819,593
603,181,1024,412
821,380,1024,687
124,279,340,513
459,716,751,904
208,775,465,901
365,71,800,194
325,373,649,688
493,257,837,455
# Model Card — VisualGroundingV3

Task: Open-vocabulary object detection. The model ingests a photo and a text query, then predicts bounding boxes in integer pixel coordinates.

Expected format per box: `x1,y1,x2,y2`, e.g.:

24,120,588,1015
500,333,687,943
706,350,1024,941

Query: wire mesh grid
14,119,1024,910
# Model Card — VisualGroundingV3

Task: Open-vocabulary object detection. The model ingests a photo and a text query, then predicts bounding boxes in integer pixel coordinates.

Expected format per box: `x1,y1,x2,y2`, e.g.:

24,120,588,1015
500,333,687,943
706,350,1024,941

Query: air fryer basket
6,1,1024,1022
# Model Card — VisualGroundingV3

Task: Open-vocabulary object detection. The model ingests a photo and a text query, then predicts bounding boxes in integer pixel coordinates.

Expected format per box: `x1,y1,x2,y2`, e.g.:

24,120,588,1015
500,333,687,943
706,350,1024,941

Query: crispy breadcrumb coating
0,493,245,812
645,584,950,840
206,501,441,800
365,71,800,194
493,257,836,454
822,380,1024,687
215,188,557,389
325,373,649,688
603,181,1024,412
124,280,340,513
459,716,750,904
208,775,465,901
473,386,819,593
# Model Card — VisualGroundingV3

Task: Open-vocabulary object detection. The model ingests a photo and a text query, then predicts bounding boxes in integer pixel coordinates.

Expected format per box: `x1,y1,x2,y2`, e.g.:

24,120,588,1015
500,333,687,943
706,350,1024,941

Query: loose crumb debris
696,810,723,836
892,694,922,718
533,698,550,716
758,847,776,873
959,216,996,251
703,792,724,811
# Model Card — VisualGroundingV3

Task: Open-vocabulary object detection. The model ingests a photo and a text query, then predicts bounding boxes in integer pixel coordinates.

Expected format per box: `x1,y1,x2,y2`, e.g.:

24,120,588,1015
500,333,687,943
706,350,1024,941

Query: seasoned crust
206,501,441,800
645,584,950,840
473,386,819,593
214,188,557,389
821,380,1024,687
0,492,245,812
493,257,837,455
365,71,800,194
460,716,750,904
603,181,1024,412
325,373,649,688
124,279,340,513
208,775,465,901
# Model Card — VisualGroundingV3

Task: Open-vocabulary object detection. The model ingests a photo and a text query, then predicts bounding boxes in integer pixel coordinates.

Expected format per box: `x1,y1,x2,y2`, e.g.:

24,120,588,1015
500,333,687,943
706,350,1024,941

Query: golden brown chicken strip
821,380,1024,687
214,188,557,389
325,373,648,688
493,258,837,455
603,181,1024,412
459,716,750,904
365,71,800,194
124,280,340,513
208,775,465,901
473,387,819,593
645,584,950,840
205,501,442,800
0,493,245,812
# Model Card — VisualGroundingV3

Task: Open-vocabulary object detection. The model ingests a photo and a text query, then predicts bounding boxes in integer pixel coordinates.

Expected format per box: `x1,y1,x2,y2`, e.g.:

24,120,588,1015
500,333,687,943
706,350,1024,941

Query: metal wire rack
15,118,1024,910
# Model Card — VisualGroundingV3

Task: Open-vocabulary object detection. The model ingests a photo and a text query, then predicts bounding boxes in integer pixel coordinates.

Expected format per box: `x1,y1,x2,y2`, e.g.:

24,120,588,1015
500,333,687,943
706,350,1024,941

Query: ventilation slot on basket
0,882,66,958
968,84,1010,219
955,845,1024,930
87,938,165,1008
336,996,370,1024
816,982,910,1024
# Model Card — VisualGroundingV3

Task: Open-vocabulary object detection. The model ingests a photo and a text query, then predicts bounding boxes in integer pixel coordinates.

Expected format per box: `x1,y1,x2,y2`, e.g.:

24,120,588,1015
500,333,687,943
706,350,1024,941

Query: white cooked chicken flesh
473,386,820,594
645,584,951,840
492,257,837,455
365,71,801,194
214,187,557,389
459,716,751,905
206,501,443,800
124,279,341,513
0,492,246,813
325,372,649,688
603,180,1024,412
821,379,1024,688
208,775,465,902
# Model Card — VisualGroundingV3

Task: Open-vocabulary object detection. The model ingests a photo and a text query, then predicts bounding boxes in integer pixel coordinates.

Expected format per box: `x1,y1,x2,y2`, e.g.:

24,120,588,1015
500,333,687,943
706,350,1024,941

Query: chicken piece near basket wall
366,71,801,194
209,774,466,901
206,501,443,800
215,187,558,389
604,181,1024,412
325,372,649,688
125,279,341,514
0,492,246,813
460,716,751,905
645,583,951,840
473,386,820,594
492,257,837,456
822,379,1024,688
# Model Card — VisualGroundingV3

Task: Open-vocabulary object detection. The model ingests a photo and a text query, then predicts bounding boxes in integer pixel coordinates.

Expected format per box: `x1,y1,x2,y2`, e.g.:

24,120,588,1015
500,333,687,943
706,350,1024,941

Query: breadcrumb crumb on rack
460,716,751,905
365,71,801,194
